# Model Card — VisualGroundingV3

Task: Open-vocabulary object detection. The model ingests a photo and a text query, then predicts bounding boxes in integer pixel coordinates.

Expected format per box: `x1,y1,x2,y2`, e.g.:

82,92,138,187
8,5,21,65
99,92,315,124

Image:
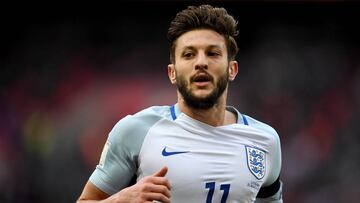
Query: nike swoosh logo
162,147,189,156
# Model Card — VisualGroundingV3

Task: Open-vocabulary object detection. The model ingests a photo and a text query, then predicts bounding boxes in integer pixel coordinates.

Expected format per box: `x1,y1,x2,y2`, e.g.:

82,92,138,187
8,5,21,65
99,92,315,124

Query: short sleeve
88,106,168,195
89,115,142,195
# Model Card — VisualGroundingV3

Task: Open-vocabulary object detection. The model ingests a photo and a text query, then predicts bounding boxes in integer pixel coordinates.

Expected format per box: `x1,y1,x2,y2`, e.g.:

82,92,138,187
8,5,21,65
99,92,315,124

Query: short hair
167,4,239,63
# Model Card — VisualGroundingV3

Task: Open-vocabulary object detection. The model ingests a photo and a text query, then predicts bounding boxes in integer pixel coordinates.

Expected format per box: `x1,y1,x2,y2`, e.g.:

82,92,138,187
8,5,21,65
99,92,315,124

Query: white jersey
89,104,282,203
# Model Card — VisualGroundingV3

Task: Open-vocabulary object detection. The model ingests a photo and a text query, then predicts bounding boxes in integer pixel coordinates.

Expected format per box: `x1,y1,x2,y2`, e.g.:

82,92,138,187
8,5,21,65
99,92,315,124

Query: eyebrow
181,45,223,51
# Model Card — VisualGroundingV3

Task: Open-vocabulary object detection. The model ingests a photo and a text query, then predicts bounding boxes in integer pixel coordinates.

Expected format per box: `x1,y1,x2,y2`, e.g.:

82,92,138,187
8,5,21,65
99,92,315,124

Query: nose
195,52,208,70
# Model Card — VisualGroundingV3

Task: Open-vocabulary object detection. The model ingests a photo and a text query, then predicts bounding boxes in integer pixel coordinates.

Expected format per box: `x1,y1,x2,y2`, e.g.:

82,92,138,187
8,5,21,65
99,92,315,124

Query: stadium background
1,1,359,202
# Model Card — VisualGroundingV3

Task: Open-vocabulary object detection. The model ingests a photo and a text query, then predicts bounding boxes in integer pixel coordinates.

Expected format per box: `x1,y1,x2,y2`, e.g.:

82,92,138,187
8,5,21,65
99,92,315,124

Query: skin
168,29,238,127
77,29,238,203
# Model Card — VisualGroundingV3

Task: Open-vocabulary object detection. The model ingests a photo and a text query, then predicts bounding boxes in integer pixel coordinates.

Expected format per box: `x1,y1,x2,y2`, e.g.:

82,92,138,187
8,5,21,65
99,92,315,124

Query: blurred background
1,1,359,202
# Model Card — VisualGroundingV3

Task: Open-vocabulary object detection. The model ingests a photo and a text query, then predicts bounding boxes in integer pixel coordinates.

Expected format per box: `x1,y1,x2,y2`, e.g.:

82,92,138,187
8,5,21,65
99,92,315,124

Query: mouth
191,73,213,87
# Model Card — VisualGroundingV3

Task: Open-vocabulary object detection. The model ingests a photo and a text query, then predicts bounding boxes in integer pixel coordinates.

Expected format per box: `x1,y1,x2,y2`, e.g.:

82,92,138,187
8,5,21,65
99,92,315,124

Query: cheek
214,64,229,77
176,72,189,85
174,65,191,78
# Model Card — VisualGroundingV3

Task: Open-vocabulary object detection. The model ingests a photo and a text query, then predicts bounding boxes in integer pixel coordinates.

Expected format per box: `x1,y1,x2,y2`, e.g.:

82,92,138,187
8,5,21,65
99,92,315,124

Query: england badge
245,146,266,180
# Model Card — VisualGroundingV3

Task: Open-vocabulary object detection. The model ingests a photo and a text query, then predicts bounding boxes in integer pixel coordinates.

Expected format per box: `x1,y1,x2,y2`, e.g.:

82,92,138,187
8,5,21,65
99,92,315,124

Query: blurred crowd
0,2,359,203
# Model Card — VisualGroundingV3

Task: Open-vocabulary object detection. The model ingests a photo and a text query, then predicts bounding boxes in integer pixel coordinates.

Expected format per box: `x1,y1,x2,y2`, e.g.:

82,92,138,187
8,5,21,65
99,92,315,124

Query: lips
191,72,213,83
189,72,213,89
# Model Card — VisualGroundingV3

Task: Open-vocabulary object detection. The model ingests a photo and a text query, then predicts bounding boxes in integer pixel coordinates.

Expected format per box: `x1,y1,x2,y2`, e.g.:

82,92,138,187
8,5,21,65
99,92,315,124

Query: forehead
175,29,226,51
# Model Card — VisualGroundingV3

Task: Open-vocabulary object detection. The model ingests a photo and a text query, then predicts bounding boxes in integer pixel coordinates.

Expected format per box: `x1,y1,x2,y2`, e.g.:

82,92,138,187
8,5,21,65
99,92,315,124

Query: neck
177,90,236,127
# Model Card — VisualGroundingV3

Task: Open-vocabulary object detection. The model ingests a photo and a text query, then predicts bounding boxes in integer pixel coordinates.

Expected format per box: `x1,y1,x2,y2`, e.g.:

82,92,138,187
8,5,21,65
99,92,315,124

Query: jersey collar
171,103,248,126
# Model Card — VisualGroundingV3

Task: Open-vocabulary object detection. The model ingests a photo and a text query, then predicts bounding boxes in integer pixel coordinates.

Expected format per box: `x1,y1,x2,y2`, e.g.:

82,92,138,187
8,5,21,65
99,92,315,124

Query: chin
192,91,213,99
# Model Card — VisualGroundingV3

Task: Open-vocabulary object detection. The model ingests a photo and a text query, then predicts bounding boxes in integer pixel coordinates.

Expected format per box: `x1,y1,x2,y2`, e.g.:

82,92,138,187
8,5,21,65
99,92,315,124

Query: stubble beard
176,69,229,110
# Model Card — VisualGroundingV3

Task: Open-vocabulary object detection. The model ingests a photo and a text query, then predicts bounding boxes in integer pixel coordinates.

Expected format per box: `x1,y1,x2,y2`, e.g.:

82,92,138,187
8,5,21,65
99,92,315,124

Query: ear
167,64,177,84
228,61,238,81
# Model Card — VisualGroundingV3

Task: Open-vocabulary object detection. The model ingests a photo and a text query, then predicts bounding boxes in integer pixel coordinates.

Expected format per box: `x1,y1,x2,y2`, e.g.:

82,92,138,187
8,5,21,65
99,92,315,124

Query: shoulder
242,114,281,146
228,106,280,144
112,105,171,131
244,115,278,136
108,105,172,147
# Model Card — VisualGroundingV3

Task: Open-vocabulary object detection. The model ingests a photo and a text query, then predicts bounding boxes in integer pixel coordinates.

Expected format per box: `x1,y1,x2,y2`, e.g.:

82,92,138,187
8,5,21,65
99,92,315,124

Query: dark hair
167,4,239,63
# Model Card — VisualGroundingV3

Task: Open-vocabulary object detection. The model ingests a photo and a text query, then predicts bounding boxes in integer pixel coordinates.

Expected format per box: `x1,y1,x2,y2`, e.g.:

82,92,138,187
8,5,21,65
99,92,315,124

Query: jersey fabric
89,104,283,203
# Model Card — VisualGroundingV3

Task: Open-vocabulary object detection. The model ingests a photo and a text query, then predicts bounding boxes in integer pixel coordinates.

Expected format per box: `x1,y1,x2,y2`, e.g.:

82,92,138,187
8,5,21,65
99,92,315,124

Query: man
77,4,283,203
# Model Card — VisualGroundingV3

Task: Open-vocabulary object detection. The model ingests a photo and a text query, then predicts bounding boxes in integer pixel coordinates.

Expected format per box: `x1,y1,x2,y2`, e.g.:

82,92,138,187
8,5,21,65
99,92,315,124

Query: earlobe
228,61,238,81
167,64,177,84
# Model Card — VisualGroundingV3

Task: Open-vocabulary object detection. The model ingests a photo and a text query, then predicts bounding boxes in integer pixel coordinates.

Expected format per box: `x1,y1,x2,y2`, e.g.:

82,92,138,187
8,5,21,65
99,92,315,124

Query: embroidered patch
99,141,111,168
245,146,266,180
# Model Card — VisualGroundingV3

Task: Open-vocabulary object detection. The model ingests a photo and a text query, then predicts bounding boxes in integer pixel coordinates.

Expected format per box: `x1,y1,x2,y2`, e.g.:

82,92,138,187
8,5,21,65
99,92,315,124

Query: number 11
205,182,231,203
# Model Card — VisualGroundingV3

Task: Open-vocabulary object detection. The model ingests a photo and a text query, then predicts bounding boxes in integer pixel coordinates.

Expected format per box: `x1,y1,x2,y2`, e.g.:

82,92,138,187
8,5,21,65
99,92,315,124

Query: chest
137,121,269,203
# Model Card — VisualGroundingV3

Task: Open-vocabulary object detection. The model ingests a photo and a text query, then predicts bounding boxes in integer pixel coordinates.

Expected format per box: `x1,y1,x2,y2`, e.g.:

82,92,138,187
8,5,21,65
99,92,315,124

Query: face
168,29,238,109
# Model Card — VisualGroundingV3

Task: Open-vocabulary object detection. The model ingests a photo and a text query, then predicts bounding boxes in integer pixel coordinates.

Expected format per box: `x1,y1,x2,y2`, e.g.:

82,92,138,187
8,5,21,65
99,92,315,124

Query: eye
183,52,195,59
208,51,221,57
